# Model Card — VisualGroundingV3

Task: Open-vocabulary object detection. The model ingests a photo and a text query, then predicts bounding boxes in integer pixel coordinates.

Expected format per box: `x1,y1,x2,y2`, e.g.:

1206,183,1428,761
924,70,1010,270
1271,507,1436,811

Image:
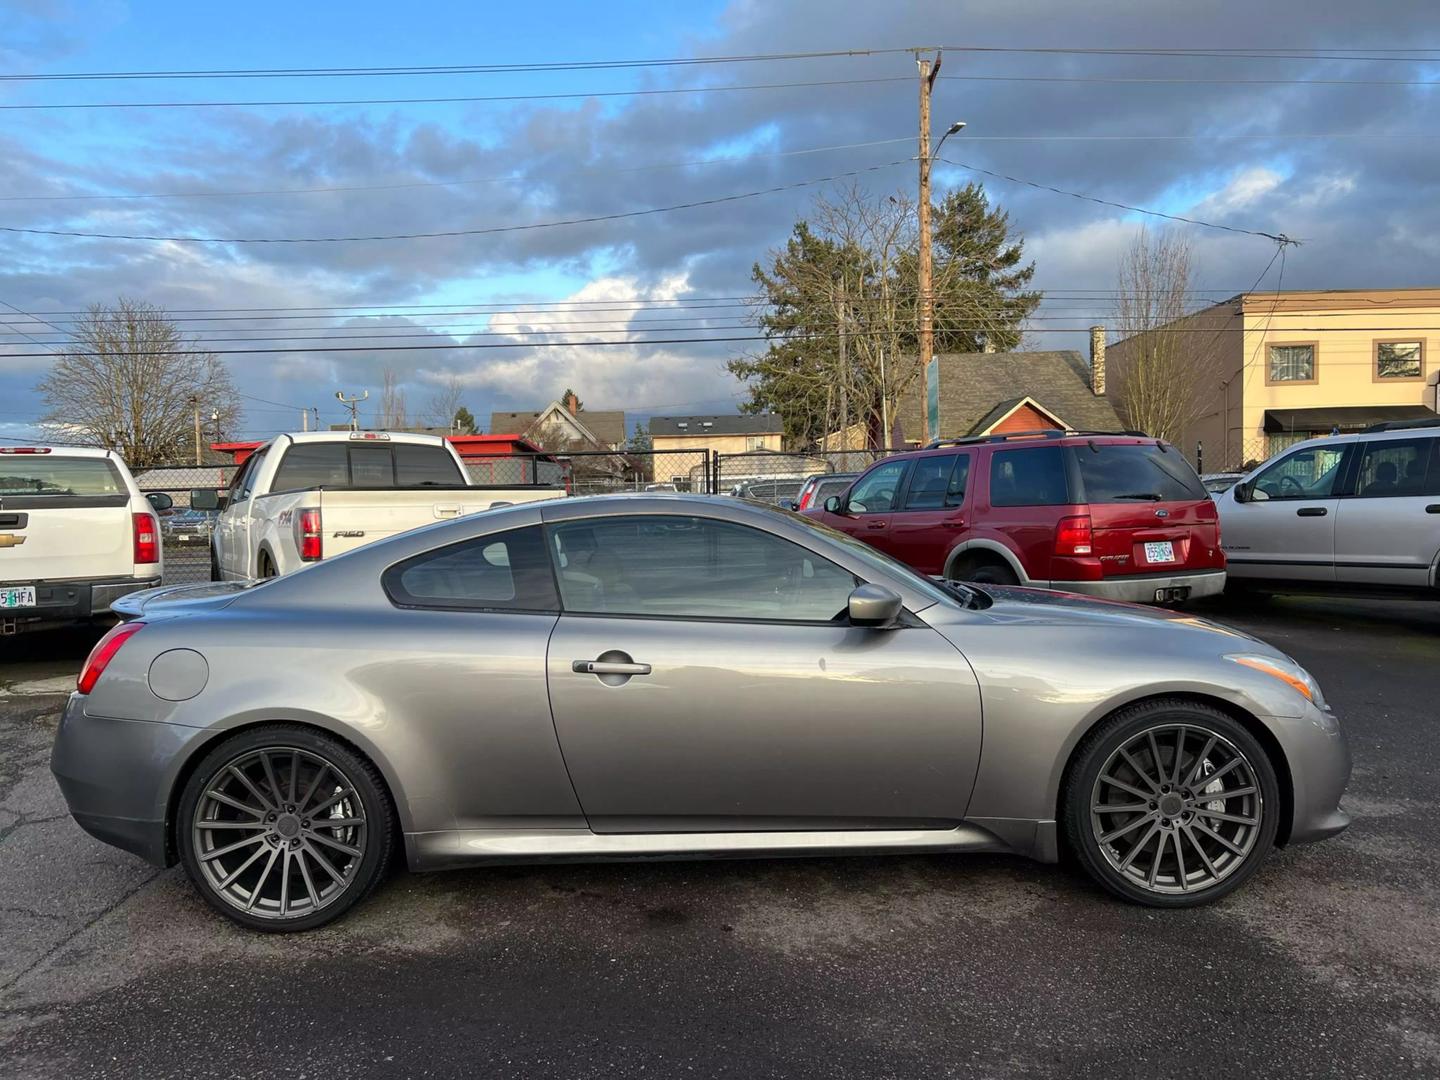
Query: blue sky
3,0,1438,444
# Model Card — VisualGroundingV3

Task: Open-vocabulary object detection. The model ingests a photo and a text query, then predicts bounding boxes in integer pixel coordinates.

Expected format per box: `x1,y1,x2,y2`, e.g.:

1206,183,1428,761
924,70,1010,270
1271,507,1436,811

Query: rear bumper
0,574,160,629
50,692,199,867
1048,569,1226,603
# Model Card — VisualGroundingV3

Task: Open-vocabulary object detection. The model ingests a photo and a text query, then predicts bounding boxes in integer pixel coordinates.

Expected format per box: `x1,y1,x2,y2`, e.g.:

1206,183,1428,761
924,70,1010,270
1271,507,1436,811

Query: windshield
0,456,124,496
1074,443,1206,502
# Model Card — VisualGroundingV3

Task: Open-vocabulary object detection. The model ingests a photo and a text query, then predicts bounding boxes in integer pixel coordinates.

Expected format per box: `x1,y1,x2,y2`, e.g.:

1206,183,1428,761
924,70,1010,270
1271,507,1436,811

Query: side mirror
146,492,173,512
190,488,222,511
823,495,843,514
847,583,903,628
1231,482,1247,504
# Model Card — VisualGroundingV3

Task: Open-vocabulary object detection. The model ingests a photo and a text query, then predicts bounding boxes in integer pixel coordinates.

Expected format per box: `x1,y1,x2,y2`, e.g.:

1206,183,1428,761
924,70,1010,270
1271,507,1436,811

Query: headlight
1226,653,1327,708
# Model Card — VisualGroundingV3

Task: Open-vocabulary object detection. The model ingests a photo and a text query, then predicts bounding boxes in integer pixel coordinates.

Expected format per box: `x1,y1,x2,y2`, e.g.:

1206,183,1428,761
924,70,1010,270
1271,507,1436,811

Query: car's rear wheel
256,551,278,579
1062,700,1279,907
177,725,394,931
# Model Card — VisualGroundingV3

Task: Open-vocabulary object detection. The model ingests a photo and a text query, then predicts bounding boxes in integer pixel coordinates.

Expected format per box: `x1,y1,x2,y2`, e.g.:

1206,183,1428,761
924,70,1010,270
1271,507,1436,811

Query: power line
0,75,915,111
0,137,916,203
0,48,925,82
5,46,1438,82
0,159,909,244
936,156,1297,245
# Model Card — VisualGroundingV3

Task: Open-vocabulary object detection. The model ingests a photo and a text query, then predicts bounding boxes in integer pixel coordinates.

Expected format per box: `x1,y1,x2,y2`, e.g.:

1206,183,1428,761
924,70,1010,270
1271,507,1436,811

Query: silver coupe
52,495,1351,931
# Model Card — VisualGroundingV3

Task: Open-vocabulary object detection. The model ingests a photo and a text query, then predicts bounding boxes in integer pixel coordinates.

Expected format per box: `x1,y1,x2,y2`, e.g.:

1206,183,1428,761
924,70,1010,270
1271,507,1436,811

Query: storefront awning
1262,405,1437,434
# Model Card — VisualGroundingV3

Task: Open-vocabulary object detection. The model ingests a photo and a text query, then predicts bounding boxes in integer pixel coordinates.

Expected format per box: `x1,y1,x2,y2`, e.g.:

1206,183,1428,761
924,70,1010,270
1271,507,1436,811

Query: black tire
1062,699,1280,908
209,546,221,583
956,560,1018,587
176,724,396,932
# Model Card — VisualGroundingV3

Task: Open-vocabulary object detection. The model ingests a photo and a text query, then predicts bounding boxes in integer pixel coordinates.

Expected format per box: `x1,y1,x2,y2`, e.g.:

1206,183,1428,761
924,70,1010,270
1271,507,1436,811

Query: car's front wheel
1062,700,1280,907
176,725,395,931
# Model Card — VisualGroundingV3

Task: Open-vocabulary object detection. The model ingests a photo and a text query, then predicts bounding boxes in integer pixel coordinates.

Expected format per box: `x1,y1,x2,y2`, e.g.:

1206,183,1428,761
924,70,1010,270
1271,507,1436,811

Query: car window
0,456,123,496
550,515,857,622
901,454,959,510
234,448,267,500
1251,446,1347,500
1074,443,1206,502
395,444,464,486
847,460,908,513
989,447,1069,506
273,443,349,490
1351,438,1435,498
383,526,558,611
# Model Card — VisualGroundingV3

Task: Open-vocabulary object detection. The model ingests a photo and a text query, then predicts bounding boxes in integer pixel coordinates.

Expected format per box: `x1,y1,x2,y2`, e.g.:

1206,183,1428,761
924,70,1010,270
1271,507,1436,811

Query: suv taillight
133,513,160,564
1054,515,1093,556
296,508,323,561
77,622,144,694
797,487,814,510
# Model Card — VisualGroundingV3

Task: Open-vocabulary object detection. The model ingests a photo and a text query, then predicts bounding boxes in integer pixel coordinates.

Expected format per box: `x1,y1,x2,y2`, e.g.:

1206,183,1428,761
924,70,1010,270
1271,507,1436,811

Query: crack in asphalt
0,813,69,846
0,868,163,995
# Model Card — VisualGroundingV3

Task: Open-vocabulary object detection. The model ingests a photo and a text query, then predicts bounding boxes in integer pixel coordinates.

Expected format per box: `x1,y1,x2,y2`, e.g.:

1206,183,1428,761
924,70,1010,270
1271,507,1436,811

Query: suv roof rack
1361,416,1440,433
923,428,1149,450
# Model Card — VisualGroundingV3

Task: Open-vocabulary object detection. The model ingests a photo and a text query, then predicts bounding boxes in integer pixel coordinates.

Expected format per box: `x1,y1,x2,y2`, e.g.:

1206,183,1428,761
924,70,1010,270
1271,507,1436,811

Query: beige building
1108,288,1440,471
649,414,783,455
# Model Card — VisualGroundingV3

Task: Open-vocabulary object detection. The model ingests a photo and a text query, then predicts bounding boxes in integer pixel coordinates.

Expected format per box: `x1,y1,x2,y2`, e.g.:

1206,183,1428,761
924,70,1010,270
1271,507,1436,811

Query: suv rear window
1073,443,1206,503
272,442,463,490
989,447,1069,506
0,457,124,496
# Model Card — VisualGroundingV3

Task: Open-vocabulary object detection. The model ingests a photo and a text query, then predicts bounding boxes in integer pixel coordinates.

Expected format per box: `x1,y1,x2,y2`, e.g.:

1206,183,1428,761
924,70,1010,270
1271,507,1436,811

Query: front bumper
1048,569,1226,603
1276,699,1352,846
1,575,161,629
50,692,202,867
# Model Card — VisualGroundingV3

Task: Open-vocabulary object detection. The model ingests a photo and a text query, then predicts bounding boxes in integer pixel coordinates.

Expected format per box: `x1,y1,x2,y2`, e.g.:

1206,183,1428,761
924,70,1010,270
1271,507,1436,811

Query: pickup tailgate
0,497,135,582
313,487,564,556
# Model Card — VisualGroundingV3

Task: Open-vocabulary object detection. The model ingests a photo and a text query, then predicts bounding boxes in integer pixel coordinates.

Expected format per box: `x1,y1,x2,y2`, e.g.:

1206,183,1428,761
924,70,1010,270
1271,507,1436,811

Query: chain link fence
1193,437,1283,477
712,449,891,505
132,463,236,585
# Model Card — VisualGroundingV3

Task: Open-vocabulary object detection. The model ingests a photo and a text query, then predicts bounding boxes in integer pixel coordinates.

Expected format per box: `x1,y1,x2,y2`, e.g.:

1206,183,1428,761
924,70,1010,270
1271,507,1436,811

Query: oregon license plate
0,586,37,609
1143,541,1176,563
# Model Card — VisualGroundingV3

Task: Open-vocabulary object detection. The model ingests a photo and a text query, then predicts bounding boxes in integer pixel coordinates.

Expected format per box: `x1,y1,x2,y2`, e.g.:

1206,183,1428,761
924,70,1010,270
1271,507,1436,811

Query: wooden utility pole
192,397,202,465
917,50,942,447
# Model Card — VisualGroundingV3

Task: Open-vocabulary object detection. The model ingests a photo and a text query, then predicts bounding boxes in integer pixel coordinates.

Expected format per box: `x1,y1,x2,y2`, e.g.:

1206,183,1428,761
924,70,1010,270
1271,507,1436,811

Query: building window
1267,343,1316,383
1375,340,1423,380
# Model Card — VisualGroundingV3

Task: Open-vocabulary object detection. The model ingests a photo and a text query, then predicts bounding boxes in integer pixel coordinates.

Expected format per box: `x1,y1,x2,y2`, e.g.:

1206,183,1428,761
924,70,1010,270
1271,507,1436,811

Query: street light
934,120,966,162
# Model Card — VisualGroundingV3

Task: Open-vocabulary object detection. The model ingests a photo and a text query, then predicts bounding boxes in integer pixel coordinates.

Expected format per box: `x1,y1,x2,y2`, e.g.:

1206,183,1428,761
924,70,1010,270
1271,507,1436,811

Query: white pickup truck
0,445,171,634
202,431,564,580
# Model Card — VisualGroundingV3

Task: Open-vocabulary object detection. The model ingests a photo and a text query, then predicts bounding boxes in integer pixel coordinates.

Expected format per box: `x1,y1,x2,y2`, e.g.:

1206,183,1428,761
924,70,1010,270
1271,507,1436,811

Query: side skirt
406,822,1020,873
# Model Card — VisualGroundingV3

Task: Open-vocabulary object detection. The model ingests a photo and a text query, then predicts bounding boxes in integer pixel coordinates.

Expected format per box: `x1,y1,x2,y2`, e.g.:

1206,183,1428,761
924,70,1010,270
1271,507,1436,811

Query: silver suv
1217,419,1440,596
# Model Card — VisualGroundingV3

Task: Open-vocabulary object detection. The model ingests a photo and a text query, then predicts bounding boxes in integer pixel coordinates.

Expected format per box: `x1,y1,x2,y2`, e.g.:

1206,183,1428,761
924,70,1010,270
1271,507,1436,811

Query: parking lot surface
1,597,1437,1079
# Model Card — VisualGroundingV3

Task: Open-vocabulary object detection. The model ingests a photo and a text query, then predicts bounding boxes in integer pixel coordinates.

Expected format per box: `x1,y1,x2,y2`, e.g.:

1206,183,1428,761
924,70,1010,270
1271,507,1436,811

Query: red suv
804,431,1225,603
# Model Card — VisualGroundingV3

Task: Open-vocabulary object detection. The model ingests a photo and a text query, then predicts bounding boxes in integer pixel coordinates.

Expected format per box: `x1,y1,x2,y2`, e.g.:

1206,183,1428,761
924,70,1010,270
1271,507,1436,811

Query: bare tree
424,373,465,430
1111,230,1219,443
36,297,242,467
377,367,409,430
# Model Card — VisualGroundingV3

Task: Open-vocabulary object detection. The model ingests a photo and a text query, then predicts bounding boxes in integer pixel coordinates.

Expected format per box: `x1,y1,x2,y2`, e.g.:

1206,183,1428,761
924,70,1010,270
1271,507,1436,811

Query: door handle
942,519,965,529
1296,507,1328,517
572,659,652,676
866,521,887,530
1427,505,1440,514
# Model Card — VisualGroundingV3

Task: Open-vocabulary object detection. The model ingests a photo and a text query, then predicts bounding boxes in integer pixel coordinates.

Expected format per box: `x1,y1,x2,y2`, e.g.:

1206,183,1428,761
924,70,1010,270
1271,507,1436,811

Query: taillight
797,488,814,510
296,507,323,561
77,622,144,694
1054,515,1093,556
133,513,160,564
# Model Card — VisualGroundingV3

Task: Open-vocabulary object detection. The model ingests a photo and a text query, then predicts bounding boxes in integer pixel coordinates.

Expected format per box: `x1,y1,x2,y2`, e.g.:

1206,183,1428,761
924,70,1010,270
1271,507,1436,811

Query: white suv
0,446,168,634
1217,419,1440,597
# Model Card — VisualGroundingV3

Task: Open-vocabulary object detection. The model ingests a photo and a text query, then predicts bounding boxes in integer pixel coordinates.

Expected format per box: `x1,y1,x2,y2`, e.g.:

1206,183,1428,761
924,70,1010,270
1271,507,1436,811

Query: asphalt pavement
1,596,1437,1079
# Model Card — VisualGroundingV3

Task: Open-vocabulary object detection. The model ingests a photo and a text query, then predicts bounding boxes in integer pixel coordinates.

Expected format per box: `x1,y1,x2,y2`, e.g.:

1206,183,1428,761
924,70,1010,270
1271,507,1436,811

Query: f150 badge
334,530,365,538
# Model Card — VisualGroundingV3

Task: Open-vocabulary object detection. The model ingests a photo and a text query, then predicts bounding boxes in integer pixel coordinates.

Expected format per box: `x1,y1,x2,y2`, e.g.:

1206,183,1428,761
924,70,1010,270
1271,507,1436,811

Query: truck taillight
296,508,323,561
1054,515,1093,556
77,622,144,694
133,513,160,564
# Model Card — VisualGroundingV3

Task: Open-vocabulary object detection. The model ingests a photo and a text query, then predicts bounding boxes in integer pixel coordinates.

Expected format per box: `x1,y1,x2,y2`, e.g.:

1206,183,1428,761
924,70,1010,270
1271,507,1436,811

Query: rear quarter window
988,447,1069,506
1073,443,1206,502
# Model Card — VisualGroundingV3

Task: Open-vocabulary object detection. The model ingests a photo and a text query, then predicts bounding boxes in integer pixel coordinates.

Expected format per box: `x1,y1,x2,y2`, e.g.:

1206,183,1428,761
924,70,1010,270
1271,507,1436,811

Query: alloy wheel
191,746,368,920
1089,724,1263,895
